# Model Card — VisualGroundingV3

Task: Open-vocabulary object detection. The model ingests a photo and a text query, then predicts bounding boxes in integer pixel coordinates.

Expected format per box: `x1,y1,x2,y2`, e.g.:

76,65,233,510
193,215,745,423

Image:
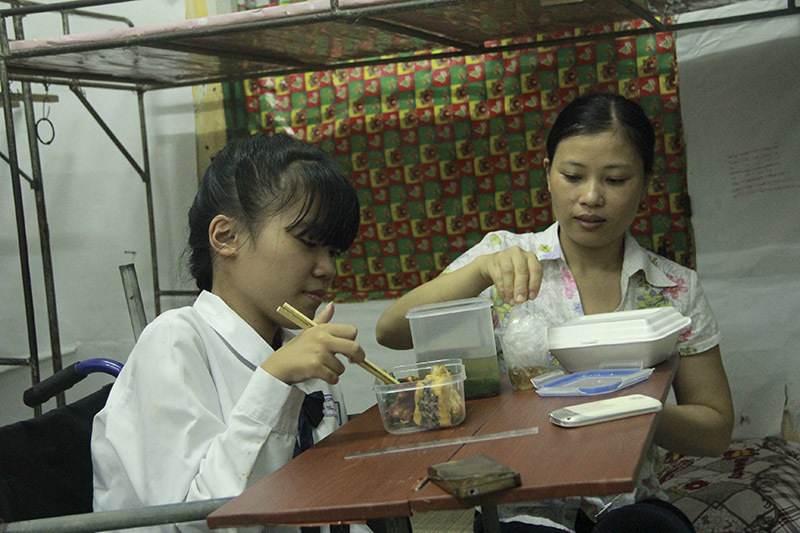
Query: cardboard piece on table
427,454,521,499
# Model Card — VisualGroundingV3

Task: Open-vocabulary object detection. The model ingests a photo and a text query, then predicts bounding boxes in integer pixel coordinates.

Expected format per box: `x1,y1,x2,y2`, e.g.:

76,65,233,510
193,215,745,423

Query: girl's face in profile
545,128,647,255
218,200,340,340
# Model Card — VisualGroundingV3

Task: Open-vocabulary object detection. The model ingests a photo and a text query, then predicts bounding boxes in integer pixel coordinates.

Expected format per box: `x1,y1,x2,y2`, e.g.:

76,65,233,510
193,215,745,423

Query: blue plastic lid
534,368,654,397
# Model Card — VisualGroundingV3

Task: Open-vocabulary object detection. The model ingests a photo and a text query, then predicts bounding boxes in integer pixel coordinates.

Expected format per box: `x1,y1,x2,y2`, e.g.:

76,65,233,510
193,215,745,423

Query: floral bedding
659,437,800,532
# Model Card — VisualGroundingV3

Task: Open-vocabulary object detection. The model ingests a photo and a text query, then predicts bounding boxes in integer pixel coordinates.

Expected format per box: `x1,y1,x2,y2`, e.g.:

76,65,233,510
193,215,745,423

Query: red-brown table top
207,357,678,529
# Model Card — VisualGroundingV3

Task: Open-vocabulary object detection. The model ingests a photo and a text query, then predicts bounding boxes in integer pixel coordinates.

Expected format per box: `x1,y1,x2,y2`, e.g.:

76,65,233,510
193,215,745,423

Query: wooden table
207,357,678,531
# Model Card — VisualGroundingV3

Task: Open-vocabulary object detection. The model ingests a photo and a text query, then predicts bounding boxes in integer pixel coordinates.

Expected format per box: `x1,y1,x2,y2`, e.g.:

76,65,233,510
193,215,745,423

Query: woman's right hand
475,246,543,305
260,304,365,385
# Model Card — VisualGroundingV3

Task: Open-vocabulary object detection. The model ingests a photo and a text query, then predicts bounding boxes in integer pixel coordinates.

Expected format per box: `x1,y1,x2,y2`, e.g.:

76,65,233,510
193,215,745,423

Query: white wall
675,0,800,438
0,1,197,425
0,1,413,426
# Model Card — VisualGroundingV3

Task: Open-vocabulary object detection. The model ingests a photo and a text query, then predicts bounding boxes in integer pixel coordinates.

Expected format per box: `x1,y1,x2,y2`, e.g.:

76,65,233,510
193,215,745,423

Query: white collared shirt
92,291,356,532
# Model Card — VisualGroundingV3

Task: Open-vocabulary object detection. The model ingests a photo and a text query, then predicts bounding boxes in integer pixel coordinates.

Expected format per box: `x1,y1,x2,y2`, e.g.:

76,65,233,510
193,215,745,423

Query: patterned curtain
233,4,692,303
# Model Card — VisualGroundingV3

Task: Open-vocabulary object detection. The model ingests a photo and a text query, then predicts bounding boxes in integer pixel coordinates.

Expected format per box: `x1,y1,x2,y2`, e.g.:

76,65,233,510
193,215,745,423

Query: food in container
547,307,691,373
406,298,500,400
375,359,466,434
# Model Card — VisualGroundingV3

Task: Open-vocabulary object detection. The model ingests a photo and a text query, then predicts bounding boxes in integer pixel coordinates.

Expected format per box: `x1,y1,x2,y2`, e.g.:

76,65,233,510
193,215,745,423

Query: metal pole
613,0,666,30
0,15,41,416
0,0,136,17
13,10,66,407
0,149,34,183
384,517,412,533
0,498,231,533
480,505,501,533
119,263,147,341
0,1,134,26
136,88,160,316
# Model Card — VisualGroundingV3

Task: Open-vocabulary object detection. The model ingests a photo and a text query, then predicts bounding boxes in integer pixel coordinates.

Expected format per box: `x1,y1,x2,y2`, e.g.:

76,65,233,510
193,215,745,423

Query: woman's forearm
655,402,733,457
655,347,734,457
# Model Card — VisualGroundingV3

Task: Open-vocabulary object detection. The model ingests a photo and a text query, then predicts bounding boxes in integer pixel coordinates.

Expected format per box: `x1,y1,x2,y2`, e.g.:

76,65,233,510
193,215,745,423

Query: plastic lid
534,368,654,396
406,296,492,319
547,307,691,349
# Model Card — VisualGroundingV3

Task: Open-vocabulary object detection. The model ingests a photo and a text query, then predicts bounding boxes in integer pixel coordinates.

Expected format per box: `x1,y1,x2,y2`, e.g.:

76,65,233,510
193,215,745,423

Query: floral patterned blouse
444,222,722,530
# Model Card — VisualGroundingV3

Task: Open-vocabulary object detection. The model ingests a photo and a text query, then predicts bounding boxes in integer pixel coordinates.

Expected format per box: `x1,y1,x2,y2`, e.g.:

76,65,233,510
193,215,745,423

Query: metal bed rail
0,0,797,90
0,498,232,533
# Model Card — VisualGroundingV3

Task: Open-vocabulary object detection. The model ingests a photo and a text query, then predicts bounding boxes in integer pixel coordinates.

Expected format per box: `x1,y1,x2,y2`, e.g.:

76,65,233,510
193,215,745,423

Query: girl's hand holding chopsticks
277,302,399,385
260,302,366,386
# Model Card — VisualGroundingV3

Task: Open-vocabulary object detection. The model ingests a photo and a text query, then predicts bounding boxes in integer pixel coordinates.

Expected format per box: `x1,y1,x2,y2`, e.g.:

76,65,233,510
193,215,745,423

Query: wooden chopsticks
277,302,399,385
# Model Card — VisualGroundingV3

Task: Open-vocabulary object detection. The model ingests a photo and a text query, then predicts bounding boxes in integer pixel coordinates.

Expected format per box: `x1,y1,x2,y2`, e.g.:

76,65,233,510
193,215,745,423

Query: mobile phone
549,394,662,428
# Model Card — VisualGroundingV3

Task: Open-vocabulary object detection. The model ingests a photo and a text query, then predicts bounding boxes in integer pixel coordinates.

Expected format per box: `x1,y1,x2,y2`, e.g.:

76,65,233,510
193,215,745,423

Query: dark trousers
474,499,695,533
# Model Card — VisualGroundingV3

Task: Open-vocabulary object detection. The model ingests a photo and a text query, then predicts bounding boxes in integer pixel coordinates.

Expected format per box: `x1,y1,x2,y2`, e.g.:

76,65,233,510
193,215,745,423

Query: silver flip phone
549,394,662,428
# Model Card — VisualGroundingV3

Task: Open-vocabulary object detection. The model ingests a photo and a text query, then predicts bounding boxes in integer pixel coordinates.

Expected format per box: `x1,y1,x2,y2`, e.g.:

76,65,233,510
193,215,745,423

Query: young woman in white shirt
92,133,370,532
376,93,734,532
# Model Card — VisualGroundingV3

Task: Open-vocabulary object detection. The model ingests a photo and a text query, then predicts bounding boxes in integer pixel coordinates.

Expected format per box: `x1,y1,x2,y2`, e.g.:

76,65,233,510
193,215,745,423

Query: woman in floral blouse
376,92,733,532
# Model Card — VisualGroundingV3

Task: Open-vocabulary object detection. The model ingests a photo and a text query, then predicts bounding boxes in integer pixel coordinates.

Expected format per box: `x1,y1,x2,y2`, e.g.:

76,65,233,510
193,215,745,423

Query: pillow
659,437,800,532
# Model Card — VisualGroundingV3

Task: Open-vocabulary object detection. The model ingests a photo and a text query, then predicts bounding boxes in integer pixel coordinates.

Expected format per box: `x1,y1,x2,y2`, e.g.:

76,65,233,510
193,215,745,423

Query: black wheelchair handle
23,362,85,408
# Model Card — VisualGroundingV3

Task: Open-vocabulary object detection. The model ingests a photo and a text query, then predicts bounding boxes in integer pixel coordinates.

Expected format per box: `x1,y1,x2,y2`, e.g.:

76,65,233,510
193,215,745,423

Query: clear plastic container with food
406,297,500,400
374,359,467,434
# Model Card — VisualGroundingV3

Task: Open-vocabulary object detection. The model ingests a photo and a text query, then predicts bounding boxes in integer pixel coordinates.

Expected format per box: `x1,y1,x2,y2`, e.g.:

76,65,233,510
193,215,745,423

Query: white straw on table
277,303,399,385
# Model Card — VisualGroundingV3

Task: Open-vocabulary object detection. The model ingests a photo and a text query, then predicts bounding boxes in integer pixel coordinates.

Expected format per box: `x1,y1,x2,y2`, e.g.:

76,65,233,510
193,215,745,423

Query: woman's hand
476,246,543,305
261,303,366,385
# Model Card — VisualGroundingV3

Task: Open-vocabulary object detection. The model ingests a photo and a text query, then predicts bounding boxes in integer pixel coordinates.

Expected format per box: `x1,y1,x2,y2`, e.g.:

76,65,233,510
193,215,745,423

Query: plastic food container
406,297,500,400
374,359,466,434
547,307,691,373
534,368,654,396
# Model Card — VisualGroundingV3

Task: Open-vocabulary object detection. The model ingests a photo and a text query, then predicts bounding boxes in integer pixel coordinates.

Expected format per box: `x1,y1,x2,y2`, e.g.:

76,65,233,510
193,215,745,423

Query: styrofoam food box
547,307,691,373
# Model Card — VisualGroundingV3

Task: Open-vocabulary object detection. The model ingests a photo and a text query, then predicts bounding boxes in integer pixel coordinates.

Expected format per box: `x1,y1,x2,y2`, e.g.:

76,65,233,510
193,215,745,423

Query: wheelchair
0,359,123,524
0,359,232,533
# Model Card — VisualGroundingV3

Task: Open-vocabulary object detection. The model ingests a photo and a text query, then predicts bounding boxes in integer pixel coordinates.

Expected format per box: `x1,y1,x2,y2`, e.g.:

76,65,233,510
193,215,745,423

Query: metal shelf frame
0,0,796,411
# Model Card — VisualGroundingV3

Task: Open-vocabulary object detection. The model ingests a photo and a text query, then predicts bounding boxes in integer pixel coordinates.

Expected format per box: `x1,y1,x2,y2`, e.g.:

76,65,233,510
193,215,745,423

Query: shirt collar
621,231,676,287
535,223,564,261
540,222,675,288
193,290,281,369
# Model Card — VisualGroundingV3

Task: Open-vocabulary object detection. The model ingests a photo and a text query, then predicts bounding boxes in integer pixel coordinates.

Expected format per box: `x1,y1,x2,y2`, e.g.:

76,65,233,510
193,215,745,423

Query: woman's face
214,202,340,341
545,128,647,254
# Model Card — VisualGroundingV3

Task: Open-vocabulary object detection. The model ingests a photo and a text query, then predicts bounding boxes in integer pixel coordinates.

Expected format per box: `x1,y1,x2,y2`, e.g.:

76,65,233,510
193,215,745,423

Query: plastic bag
497,306,555,390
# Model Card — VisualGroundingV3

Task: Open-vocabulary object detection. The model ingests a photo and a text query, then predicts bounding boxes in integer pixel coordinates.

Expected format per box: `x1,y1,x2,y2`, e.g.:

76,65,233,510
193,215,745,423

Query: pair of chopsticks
277,302,399,385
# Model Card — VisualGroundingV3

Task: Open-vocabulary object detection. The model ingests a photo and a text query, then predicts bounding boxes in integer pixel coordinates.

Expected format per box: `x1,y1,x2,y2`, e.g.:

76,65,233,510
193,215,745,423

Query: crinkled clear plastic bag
497,306,556,390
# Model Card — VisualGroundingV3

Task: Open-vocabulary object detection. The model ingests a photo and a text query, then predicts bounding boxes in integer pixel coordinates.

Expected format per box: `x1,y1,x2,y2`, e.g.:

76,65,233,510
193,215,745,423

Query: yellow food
412,364,465,428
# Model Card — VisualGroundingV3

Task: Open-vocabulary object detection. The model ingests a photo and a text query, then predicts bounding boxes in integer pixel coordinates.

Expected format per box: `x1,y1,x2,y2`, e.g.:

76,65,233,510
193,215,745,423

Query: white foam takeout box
546,307,691,373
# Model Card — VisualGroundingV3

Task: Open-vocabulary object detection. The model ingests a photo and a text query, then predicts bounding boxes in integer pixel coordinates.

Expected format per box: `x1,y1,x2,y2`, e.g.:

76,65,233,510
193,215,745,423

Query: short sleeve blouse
443,222,722,527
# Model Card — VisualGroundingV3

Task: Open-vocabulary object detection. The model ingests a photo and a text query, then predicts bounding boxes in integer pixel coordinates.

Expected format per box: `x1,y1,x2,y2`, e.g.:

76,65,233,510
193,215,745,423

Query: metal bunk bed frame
0,0,796,531
1,0,796,410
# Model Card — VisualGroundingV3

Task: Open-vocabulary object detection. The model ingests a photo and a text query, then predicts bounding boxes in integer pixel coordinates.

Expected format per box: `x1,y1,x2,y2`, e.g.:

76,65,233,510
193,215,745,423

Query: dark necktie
294,391,345,533
293,390,325,458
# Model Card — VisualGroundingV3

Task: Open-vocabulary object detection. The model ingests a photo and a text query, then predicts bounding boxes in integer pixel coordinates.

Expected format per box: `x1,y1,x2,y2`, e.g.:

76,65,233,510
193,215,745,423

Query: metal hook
36,82,55,145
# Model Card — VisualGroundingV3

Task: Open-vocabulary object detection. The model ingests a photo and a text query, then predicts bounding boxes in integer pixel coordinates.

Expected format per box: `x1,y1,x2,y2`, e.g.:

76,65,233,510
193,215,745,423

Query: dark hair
546,93,655,177
187,132,360,291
